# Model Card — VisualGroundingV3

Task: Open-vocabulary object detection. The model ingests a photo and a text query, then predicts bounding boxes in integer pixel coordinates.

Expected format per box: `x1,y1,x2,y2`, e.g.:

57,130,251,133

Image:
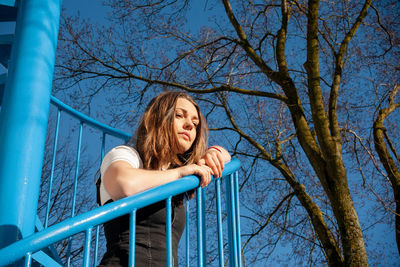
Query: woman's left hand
197,147,226,178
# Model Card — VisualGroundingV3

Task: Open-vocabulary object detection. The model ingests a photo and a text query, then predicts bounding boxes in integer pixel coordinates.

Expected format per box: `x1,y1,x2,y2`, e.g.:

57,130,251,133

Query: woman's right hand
178,164,213,188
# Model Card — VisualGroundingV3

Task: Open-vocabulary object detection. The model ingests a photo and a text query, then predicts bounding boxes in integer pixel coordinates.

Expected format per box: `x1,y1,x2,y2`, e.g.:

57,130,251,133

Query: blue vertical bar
201,189,207,265
101,133,106,160
129,210,137,267
166,197,173,267
83,228,92,267
234,171,242,267
185,200,190,267
93,226,100,267
196,187,204,267
215,179,224,267
67,121,83,267
0,0,62,249
67,239,72,265
24,252,32,267
45,109,61,228
225,174,238,267
71,122,83,217
93,132,106,266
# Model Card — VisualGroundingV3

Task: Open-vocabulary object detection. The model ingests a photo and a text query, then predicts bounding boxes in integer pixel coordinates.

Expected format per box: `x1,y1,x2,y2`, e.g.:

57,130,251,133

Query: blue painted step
0,1,16,8
0,2,17,105
0,34,13,105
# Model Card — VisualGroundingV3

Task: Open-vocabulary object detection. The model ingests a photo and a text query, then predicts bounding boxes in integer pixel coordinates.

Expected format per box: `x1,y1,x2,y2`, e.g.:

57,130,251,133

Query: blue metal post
67,121,84,267
24,252,32,267
129,210,137,267
185,200,190,267
45,109,61,228
196,187,204,267
234,171,242,266
83,227,92,267
225,174,238,267
0,0,62,250
201,188,207,264
215,178,224,267
166,197,173,266
93,132,107,266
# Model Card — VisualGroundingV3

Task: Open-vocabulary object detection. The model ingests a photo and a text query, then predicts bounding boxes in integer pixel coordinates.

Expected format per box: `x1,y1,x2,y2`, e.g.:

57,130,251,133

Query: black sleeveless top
96,145,188,266
98,200,186,267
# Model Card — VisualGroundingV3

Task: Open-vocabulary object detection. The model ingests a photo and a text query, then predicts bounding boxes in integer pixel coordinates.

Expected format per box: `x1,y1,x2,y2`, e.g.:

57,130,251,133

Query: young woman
98,91,231,266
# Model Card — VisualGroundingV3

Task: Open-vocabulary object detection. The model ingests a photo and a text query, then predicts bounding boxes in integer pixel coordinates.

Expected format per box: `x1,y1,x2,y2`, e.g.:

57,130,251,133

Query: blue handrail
50,96,131,141
0,158,241,266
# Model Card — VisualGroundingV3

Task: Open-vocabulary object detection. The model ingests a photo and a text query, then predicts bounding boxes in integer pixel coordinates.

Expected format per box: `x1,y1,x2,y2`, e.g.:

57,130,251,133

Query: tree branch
329,0,372,139
221,0,280,81
373,84,400,254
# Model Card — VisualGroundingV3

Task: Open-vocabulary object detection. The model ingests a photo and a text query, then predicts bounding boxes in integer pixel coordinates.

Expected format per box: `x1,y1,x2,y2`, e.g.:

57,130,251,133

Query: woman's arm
198,145,231,178
103,161,213,201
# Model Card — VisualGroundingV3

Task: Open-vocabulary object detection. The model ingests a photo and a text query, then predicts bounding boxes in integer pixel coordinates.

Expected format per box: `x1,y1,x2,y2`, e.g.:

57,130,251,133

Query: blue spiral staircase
0,1,243,266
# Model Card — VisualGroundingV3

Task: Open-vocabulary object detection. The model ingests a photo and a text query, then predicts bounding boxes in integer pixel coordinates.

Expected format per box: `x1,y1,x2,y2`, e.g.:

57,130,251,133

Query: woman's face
173,98,200,154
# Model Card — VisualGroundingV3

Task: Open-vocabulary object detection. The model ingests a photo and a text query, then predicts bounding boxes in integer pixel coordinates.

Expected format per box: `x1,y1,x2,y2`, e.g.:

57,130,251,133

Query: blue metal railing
0,96,242,266
49,96,131,141
0,1,243,265
0,159,241,266
49,96,132,266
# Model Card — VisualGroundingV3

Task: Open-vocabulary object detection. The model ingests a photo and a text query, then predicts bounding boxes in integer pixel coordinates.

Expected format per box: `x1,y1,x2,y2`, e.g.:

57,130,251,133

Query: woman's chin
176,146,191,155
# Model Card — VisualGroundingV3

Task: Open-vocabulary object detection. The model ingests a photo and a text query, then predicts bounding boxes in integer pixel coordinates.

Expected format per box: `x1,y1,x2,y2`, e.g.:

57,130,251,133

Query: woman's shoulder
101,145,143,174
110,145,139,154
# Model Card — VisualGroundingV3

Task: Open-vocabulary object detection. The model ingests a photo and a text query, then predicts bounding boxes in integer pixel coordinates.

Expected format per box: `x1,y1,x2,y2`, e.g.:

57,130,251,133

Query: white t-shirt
99,145,143,205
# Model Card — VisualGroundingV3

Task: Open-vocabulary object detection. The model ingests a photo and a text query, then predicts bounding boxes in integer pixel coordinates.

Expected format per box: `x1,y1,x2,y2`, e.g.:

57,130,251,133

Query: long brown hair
130,91,208,170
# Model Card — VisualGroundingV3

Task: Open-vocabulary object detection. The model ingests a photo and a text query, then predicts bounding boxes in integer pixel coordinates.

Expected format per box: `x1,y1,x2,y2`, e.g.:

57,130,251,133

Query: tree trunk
327,159,369,265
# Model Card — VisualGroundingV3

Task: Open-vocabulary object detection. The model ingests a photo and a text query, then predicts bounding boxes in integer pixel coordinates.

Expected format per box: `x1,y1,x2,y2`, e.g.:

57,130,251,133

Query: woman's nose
183,119,194,130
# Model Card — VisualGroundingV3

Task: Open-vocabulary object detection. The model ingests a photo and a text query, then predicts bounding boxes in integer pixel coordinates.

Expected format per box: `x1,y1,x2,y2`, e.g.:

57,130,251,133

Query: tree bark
373,86,400,255
303,0,369,265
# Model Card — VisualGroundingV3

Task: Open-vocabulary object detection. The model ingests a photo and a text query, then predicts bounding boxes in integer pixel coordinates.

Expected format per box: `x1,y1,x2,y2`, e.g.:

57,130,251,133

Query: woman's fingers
195,164,212,187
197,146,230,178
197,158,206,166
205,150,225,177
207,155,220,177
184,152,227,187
215,151,225,175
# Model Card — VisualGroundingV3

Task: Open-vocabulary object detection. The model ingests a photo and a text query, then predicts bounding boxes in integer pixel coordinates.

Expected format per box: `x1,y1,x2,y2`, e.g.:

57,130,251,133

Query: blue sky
57,1,399,265
1,1,397,265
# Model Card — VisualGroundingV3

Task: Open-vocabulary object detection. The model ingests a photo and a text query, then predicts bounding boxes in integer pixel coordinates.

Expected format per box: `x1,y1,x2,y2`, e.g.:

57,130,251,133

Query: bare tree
54,0,400,265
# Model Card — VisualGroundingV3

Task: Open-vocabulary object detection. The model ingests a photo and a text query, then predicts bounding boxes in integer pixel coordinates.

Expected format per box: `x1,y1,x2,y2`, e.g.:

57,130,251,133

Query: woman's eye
176,113,183,118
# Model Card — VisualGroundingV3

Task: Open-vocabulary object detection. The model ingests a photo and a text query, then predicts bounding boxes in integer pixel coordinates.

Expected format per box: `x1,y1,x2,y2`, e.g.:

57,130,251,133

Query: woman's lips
180,132,190,141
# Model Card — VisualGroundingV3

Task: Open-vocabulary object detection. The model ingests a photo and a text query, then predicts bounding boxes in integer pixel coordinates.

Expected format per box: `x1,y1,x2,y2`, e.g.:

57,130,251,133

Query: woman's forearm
103,161,180,199
103,161,212,201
